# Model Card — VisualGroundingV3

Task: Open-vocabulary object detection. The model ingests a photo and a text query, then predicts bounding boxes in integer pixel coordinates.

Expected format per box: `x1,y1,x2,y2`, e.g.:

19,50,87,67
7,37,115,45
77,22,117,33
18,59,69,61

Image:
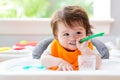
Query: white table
0,52,32,62
0,58,120,80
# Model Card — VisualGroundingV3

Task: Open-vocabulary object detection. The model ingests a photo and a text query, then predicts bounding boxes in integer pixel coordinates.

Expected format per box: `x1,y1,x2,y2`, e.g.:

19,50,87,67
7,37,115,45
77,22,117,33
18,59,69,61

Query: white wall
110,0,120,36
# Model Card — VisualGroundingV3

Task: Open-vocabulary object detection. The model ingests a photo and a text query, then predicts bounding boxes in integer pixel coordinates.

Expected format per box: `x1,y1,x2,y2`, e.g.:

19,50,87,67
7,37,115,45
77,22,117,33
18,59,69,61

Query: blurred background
0,0,119,46
0,0,93,18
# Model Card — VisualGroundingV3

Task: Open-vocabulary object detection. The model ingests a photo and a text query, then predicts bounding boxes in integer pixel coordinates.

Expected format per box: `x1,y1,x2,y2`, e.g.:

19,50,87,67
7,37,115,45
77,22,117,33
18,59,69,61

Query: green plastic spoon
80,32,104,43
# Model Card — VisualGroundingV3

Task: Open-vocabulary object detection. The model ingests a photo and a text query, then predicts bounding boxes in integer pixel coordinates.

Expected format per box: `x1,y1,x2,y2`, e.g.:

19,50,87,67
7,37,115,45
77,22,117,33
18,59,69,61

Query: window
0,0,113,35
91,0,114,34
0,0,94,18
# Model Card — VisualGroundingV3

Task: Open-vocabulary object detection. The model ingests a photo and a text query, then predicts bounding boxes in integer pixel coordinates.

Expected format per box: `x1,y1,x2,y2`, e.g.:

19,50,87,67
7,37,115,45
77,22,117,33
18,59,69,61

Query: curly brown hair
51,5,92,38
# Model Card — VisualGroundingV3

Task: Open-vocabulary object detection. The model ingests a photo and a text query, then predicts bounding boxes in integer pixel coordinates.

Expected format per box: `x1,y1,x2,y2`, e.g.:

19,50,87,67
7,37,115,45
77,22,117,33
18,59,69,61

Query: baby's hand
57,60,73,71
76,39,89,51
76,39,94,55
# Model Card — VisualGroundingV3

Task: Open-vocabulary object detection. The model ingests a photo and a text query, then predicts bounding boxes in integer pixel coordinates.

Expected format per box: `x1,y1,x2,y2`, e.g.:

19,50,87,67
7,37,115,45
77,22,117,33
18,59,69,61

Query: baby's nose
70,35,78,40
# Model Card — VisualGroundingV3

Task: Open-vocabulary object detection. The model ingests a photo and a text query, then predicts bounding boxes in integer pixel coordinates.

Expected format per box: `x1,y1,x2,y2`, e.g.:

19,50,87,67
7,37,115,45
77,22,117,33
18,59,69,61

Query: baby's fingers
57,63,73,71
76,40,88,48
66,65,73,71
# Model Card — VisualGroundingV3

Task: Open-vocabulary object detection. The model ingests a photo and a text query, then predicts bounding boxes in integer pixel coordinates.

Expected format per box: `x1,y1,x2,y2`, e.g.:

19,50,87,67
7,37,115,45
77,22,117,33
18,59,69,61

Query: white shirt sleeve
42,43,52,54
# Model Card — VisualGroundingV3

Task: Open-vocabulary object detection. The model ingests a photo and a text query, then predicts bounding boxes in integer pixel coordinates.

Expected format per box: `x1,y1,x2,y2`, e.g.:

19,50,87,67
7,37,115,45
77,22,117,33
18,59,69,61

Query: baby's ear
86,33,89,36
87,33,92,36
54,36,58,39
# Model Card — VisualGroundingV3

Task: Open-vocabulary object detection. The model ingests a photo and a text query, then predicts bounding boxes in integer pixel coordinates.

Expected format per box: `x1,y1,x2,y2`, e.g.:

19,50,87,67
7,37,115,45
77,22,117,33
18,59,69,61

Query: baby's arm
40,44,73,71
40,52,63,68
40,52,73,71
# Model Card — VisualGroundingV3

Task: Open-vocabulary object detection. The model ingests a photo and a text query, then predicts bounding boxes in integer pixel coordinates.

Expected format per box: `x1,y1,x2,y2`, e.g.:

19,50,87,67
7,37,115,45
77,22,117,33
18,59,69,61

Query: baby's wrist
57,58,65,65
81,48,92,54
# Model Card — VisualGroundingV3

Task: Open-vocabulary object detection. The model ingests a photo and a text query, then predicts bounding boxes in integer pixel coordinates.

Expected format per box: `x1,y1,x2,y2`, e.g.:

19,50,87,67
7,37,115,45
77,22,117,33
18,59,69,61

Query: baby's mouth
69,42,76,45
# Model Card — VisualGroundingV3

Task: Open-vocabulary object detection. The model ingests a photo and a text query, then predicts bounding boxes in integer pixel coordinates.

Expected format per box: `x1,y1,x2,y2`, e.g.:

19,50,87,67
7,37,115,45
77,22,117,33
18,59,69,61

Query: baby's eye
76,32,82,34
63,33,69,36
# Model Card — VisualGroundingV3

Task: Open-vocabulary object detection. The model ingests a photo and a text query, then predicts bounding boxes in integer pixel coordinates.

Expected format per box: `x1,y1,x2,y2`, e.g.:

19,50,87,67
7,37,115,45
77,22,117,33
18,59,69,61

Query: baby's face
57,22,86,51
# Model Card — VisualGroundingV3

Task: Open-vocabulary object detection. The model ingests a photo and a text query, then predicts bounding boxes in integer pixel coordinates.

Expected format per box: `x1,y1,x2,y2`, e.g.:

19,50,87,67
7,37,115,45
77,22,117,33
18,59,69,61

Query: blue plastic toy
23,65,46,70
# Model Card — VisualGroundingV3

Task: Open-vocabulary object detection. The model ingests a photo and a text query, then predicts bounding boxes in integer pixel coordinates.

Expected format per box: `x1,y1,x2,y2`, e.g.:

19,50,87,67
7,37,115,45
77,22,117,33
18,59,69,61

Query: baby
40,5,101,71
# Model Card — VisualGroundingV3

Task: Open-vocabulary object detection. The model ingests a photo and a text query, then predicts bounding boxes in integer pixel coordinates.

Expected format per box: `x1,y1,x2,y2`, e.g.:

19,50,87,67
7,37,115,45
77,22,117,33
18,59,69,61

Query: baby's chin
65,47,77,52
